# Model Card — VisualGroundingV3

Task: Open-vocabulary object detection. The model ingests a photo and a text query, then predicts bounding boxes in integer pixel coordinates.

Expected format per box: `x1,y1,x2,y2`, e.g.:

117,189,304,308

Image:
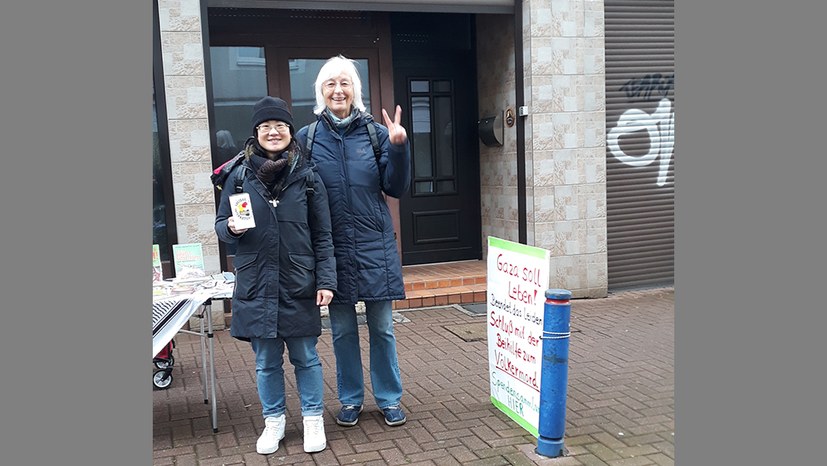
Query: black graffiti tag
619,73,674,101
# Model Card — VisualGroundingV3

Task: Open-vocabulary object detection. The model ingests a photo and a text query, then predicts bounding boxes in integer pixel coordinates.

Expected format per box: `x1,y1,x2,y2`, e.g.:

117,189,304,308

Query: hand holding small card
229,193,256,229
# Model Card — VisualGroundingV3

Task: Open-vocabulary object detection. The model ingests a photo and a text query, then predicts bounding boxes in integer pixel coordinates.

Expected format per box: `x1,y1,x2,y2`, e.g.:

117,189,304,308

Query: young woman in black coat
215,97,336,455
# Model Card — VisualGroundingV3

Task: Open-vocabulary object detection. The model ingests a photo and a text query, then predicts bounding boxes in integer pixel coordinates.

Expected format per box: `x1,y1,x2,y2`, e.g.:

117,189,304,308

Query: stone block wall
524,0,608,297
158,0,224,327
479,1,608,297
476,14,520,254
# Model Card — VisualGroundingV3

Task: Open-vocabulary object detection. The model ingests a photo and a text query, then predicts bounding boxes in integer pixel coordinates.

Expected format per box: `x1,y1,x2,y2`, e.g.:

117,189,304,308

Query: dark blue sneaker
382,406,407,426
336,405,363,427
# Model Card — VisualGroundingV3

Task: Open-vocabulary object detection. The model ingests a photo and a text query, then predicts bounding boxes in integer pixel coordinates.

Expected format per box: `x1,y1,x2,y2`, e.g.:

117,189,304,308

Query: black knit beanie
251,96,294,135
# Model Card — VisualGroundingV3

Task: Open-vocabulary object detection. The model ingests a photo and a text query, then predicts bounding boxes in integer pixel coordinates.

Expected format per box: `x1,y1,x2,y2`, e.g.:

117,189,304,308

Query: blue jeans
328,300,403,409
250,336,324,418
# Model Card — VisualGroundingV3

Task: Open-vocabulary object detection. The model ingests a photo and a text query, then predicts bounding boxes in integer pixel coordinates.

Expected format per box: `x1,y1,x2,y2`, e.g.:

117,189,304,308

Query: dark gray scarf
244,137,295,195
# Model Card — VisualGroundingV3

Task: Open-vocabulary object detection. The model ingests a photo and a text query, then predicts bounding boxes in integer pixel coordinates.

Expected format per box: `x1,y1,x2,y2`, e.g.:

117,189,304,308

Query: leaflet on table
153,272,235,299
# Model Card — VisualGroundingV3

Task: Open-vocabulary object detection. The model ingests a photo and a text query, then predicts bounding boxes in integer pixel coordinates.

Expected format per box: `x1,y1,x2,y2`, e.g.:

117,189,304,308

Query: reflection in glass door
410,80,456,196
209,46,268,258
209,46,268,166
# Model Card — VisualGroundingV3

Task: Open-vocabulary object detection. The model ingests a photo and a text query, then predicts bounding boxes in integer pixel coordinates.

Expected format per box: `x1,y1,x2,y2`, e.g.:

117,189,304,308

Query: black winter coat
295,111,410,304
215,149,336,340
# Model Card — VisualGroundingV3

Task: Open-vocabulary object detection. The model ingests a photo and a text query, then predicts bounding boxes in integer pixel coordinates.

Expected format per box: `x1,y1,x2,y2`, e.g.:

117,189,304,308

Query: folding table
152,278,233,432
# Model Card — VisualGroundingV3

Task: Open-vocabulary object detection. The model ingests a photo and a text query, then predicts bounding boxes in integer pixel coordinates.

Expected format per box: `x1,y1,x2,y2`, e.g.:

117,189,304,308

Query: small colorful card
229,192,256,229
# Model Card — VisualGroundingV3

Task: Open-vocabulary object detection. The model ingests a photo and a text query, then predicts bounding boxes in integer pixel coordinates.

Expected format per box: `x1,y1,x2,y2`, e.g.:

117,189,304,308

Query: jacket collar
321,108,373,135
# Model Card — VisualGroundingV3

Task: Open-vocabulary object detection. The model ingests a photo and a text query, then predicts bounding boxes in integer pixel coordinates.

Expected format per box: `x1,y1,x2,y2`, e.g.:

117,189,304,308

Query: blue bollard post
535,288,572,458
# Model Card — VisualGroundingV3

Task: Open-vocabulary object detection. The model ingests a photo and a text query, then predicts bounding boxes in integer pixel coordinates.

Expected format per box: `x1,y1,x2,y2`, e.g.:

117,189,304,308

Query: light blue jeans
328,300,403,409
250,336,324,418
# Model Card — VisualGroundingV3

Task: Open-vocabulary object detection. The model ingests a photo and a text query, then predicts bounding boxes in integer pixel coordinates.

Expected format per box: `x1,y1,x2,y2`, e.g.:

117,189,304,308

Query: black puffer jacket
215,143,336,340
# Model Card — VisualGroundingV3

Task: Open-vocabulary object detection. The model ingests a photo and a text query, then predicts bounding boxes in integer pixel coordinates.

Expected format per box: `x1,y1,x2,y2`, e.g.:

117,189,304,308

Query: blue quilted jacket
295,111,411,304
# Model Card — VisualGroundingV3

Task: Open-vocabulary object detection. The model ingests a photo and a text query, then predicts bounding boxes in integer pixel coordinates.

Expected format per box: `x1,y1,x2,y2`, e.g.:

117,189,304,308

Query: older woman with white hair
295,54,411,428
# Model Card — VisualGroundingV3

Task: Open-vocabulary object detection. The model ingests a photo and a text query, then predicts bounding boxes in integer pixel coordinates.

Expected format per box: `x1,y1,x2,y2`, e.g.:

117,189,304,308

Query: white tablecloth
152,278,233,357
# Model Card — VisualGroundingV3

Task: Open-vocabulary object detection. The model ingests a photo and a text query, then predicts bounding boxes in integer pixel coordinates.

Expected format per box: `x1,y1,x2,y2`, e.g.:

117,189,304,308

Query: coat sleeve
307,169,337,293
376,124,411,199
214,167,245,244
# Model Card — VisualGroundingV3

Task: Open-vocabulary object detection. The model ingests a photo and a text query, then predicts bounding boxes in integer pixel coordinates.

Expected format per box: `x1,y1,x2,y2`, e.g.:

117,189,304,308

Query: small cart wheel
154,355,174,369
153,370,173,389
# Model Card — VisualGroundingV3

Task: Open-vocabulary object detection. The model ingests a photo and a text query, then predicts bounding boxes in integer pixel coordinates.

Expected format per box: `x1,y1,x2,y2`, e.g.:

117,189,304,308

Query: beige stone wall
476,14,520,254
158,0,224,327
525,0,608,297
478,1,608,298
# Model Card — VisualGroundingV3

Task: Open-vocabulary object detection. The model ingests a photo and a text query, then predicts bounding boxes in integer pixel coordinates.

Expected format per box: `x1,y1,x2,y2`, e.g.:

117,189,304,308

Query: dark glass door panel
209,46,268,164
209,46,268,258
396,65,481,265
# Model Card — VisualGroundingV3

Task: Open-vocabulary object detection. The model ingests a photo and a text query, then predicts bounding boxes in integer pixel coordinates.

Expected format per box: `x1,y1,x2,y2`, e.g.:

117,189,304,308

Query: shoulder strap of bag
305,121,318,155
233,164,248,193
366,122,381,164
305,170,315,198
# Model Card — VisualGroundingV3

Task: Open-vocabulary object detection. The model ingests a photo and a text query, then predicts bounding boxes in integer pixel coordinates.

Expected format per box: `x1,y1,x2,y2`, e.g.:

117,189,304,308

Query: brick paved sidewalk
153,287,674,465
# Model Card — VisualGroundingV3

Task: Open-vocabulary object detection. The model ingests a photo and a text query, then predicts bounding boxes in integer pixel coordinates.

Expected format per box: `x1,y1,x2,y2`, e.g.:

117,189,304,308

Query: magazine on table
172,243,206,279
152,244,164,282
152,270,236,300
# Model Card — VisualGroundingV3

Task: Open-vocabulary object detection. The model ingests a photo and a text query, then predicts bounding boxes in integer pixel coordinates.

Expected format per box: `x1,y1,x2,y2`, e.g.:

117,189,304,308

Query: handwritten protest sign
487,236,550,437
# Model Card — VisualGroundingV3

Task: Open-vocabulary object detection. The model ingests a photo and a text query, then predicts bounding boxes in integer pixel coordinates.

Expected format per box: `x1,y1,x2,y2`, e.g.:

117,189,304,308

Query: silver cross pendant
269,199,279,207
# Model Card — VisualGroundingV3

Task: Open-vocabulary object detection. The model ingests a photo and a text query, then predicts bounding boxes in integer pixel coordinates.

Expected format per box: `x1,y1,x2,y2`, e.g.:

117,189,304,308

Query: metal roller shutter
605,0,675,289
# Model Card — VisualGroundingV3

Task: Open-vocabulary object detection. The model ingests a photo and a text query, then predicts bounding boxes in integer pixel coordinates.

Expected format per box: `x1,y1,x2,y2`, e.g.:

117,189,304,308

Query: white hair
313,55,366,115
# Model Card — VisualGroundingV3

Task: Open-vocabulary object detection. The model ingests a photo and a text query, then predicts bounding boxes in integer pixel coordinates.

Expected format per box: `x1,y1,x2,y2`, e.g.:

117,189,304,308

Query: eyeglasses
257,123,290,133
323,80,352,90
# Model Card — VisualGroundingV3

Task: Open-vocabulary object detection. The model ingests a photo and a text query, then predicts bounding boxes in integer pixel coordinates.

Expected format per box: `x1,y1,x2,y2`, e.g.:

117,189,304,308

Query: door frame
206,8,403,270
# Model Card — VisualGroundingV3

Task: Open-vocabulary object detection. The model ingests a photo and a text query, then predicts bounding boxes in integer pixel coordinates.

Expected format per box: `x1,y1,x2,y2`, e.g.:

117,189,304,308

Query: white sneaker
302,415,326,453
256,414,286,455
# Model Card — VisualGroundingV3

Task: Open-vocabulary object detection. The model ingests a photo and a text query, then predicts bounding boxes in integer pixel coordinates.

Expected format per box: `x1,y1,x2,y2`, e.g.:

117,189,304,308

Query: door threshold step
393,284,486,310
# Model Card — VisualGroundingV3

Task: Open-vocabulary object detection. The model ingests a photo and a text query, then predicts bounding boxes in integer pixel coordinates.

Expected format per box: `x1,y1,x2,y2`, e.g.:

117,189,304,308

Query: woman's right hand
316,289,334,306
381,105,408,145
227,216,248,236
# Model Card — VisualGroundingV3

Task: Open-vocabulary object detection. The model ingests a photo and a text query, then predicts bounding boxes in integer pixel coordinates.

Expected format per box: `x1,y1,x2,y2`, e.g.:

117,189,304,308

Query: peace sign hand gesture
381,105,408,145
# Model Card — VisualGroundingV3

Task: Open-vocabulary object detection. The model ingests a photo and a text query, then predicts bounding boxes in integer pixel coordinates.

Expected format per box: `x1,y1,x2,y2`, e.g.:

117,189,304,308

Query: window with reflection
410,79,456,195
209,46,268,167
209,46,268,256
289,58,371,129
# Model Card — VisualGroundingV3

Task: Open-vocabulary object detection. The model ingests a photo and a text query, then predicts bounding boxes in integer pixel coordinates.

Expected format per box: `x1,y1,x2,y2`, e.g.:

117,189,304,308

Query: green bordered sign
487,236,550,437
171,243,205,277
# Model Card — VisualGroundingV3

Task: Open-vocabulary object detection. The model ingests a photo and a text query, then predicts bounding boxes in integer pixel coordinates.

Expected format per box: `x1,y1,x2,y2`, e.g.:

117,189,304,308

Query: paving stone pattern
153,287,674,465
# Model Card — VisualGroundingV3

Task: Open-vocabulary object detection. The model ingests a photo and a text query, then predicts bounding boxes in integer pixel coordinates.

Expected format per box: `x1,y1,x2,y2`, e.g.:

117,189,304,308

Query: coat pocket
284,253,316,298
232,252,258,300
